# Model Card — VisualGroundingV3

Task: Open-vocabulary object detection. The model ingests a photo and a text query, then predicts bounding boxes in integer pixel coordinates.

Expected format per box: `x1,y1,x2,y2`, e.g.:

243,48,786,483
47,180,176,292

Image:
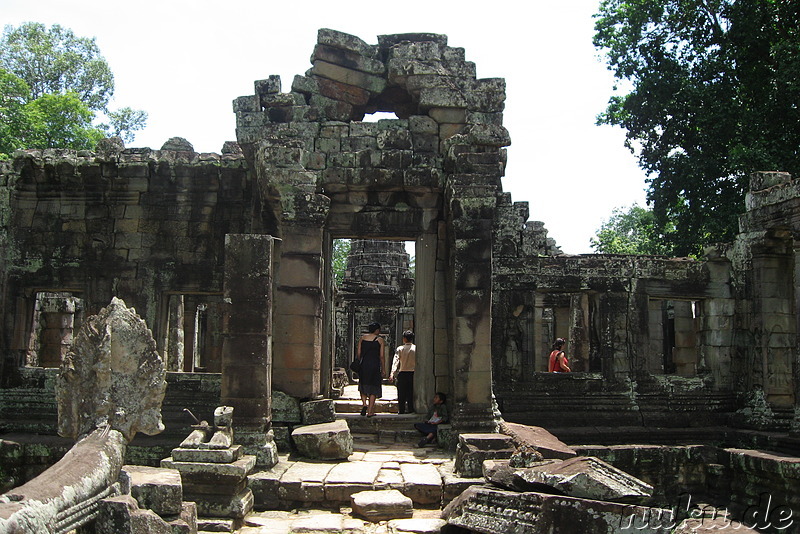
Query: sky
2,0,649,254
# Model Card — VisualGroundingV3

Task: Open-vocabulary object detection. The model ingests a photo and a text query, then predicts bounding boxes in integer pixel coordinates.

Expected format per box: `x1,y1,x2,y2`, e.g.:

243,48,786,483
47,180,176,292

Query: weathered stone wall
0,139,252,380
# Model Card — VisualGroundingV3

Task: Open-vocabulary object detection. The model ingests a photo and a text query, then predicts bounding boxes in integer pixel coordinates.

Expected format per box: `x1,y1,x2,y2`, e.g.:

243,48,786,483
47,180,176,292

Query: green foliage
332,239,351,287
1,22,114,111
0,23,148,156
101,107,148,143
591,204,674,255
594,0,800,256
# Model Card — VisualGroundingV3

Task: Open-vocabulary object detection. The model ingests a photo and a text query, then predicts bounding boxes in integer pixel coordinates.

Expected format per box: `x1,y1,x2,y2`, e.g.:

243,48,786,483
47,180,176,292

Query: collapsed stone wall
0,138,251,380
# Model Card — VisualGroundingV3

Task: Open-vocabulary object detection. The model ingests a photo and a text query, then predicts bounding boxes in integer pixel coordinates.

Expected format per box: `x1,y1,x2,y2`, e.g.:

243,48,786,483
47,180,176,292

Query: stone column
415,231,437,413
447,183,498,433
37,294,81,368
165,294,185,372
221,234,278,468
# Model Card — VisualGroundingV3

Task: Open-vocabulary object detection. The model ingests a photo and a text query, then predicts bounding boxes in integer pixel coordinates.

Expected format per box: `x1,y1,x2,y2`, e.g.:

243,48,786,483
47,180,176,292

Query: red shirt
548,350,569,372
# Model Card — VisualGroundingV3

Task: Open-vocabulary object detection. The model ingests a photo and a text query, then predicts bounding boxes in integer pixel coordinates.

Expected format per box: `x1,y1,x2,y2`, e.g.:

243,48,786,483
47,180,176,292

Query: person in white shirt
390,330,416,414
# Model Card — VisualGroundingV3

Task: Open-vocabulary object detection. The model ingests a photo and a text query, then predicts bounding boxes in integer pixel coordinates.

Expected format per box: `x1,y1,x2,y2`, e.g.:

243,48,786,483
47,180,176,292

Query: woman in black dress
357,322,385,417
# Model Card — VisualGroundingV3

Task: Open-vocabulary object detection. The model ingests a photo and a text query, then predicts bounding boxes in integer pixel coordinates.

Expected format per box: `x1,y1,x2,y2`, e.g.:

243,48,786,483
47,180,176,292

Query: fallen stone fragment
515,456,653,503
120,464,183,516
673,517,758,533
301,399,336,425
289,512,366,533
292,420,353,460
483,459,559,493
454,433,516,478
351,489,414,522
500,422,577,460
443,486,673,534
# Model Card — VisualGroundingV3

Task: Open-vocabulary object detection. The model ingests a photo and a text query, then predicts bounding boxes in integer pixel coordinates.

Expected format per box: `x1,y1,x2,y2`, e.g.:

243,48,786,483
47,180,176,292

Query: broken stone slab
499,422,577,460
301,399,336,425
291,420,353,460
399,462,442,505
454,433,516,478
483,459,559,493
289,512,367,532
323,461,381,501
351,489,414,522
388,518,447,534
515,456,653,503
119,465,182,516
443,486,673,534
439,463,485,505
673,517,759,533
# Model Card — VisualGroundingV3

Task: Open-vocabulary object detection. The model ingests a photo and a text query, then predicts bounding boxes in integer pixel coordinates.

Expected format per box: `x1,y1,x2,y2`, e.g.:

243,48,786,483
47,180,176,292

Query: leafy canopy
591,204,673,255
594,0,800,256
0,22,148,156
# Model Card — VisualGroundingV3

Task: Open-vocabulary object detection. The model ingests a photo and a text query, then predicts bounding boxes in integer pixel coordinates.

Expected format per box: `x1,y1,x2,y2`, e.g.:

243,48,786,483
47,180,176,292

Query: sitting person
414,392,448,448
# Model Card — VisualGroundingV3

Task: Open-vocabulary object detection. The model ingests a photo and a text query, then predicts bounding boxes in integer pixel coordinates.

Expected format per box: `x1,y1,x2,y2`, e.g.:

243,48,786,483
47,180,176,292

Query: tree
0,22,114,111
590,204,673,255
332,239,351,287
593,1,800,256
0,23,147,156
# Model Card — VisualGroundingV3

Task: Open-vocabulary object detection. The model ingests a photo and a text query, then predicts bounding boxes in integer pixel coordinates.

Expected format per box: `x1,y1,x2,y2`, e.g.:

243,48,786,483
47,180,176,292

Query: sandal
360,406,367,416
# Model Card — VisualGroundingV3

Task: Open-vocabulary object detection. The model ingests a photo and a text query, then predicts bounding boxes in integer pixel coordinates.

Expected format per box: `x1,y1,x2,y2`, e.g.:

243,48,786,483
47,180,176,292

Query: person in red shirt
548,338,571,372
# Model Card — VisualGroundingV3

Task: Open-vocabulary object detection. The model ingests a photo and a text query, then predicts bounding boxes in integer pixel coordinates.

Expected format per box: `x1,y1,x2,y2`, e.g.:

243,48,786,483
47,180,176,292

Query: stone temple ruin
1,28,800,532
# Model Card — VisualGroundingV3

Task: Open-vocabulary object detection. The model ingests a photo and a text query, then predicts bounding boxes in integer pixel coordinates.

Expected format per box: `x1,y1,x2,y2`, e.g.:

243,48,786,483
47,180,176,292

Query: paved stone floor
234,385,465,534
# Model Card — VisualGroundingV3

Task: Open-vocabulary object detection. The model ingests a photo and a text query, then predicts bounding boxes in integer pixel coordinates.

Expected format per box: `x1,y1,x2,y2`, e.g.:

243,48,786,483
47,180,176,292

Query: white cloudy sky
3,0,648,253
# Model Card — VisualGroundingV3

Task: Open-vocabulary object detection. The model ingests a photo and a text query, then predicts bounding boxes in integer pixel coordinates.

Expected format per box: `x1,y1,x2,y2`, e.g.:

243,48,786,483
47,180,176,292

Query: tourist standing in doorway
391,330,416,414
548,338,571,372
358,322,385,417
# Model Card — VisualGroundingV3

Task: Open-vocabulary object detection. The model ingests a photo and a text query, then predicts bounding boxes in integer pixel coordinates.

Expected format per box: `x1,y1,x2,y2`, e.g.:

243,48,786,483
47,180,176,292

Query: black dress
358,336,383,397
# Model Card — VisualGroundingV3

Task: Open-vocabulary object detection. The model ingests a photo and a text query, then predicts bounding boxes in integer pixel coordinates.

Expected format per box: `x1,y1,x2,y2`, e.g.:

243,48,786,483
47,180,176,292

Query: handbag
349,358,361,373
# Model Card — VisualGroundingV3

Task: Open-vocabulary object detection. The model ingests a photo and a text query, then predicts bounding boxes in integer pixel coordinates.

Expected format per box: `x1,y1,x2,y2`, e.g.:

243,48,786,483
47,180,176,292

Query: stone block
272,389,302,423
278,461,335,503
96,495,172,534
160,455,256,487
171,444,243,464
312,61,387,94
291,420,353,460
120,465,183,516
324,461,381,501
454,434,516,478
184,488,253,519
399,462,442,504
248,460,291,510
351,489,414,522
300,399,336,425
290,513,367,532
387,518,448,534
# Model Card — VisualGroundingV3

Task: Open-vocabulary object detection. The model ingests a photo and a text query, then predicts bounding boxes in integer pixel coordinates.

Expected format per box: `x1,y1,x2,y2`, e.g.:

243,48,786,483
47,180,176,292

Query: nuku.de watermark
620,492,794,530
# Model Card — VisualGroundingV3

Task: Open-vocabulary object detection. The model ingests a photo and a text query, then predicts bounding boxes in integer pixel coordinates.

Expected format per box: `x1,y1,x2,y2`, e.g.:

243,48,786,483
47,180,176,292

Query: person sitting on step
415,392,448,448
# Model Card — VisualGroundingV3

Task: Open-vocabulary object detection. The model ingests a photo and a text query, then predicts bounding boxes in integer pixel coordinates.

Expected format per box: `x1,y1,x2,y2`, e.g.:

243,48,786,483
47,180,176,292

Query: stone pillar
221,234,278,468
165,294,185,372
36,294,82,368
272,224,326,398
568,293,589,372
415,231,437,413
447,183,498,433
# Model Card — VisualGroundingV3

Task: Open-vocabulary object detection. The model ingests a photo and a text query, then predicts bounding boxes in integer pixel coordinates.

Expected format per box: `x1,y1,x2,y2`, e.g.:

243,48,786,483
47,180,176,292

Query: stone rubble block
500,422,578,460
324,461,382,501
454,433,516,478
516,456,654,503
311,61,387,94
440,465,485,505
318,28,377,59
171,444,243,464
444,486,672,534
120,465,183,517
387,518,447,534
272,391,302,423
311,43,385,76
351,489,414,522
291,420,353,460
301,399,336,425
399,462,442,505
